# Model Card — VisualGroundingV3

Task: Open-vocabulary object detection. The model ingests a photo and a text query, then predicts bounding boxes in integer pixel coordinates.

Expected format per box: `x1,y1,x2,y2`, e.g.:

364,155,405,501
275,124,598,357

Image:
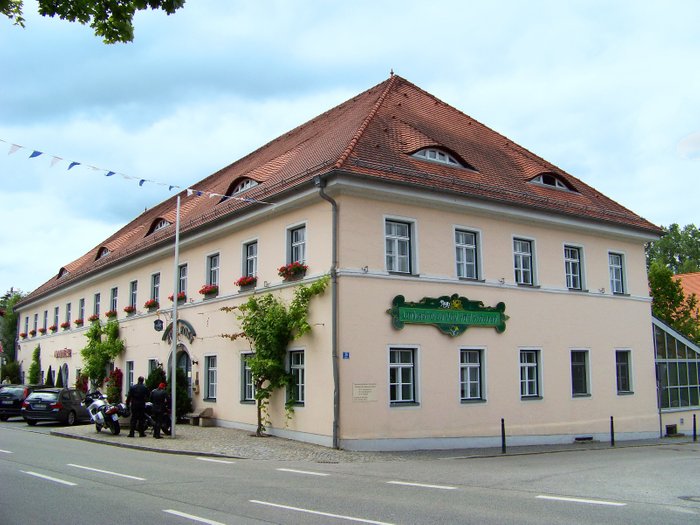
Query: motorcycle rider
150,382,169,439
126,376,148,437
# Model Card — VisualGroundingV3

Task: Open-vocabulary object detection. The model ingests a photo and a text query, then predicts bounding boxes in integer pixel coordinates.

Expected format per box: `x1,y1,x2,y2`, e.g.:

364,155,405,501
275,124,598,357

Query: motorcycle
144,401,171,436
84,390,129,435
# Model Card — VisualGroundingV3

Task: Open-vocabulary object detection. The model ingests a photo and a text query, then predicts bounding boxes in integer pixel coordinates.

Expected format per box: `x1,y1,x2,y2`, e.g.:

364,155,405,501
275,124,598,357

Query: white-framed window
520,349,541,398
126,361,134,388
609,252,625,294
206,254,220,286
412,148,461,167
79,298,85,321
110,287,118,311
531,172,572,190
43,310,48,330
564,245,583,290
153,218,170,232
233,178,258,194
178,264,188,295
455,229,479,280
460,348,484,401
53,306,59,328
24,316,29,335
129,281,138,308
65,302,71,324
205,355,217,400
33,313,38,332
151,273,161,303
654,322,700,409
616,349,633,394
93,294,101,316
241,354,255,403
389,347,417,404
385,219,414,274
148,359,159,375
289,350,305,405
513,238,534,285
244,240,258,277
288,226,306,264
571,349,590,396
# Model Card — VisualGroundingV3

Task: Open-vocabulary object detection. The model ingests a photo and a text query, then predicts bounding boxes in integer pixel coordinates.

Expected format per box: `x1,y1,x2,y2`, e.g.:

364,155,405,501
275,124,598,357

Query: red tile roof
676,272,700,300
19,75,662,305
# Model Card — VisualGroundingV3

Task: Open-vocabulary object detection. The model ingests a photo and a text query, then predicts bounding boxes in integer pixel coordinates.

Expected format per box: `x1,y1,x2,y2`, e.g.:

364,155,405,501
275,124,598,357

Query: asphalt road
1,423,699,524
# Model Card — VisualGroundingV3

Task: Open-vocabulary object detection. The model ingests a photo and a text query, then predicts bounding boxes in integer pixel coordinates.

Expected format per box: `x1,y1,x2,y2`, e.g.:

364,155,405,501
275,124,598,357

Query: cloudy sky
1,0,699,294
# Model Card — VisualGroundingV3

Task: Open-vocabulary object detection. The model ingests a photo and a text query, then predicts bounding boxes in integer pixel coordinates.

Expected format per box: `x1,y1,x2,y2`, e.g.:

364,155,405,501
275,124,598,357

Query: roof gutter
313,174,340,449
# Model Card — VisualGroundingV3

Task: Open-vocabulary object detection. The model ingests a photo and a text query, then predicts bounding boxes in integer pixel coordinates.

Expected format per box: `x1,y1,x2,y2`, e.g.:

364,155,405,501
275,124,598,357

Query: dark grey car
21,388,91,426
0,385,37,421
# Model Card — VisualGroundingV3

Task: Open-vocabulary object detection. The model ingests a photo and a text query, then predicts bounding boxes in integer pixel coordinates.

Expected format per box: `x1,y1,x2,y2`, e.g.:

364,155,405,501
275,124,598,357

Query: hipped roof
20,75,661,306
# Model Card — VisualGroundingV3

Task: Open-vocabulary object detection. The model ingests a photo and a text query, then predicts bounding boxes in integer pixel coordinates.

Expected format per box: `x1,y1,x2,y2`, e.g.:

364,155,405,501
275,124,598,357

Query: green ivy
79,320,125,388
223,276,329,436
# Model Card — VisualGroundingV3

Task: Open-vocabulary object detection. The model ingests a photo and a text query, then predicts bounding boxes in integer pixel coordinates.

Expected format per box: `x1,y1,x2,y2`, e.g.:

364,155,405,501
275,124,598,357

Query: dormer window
57,267,69,279
153,219,171,232
233,179,258,194
96,247,110,260
531,172,575,192
412,148,461,167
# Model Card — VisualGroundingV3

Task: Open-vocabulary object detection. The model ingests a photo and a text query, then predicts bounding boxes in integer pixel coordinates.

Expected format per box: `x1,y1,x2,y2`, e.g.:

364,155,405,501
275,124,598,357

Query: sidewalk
51,422,698,463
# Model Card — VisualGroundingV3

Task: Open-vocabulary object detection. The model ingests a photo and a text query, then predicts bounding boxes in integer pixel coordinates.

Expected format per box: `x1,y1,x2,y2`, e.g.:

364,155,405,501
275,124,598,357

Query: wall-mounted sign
388,294,508,336
162,319,197,344
54,348,72,358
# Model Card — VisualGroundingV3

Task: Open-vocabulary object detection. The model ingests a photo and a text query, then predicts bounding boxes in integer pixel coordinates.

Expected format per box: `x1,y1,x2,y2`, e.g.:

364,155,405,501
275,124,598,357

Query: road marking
67,463,146,480
250,500,396,525
163,509,226,525
0,449,13,454
277,467,329,477
387,480,457,490
537,495,626,507
21,470,76,486
196,457,235,464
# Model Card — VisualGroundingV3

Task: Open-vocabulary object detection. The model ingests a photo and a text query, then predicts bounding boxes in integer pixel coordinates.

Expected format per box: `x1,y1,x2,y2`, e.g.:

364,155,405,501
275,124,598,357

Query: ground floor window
289,350,305,405
460,348,483,401
389,347,417,405
520,349,540,398
204,355,217,400
241,354,255,403
616,350,632,394
571,350,590,396
126,361,134,389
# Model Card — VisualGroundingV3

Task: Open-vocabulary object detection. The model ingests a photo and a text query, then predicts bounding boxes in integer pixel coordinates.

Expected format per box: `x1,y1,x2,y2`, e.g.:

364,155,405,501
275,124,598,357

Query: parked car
0,385,38,421
21,387,91,426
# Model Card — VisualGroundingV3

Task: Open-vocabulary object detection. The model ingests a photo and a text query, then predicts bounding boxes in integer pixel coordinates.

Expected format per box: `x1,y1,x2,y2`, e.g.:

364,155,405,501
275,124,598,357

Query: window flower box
29,329,36,337
48,325,58,333
278,262,308,281
19,332,27,339
88,314,100,323
105,310,117,319
144,299,159,311
168,291,187,303
38,327,47,335
60,321,71,330
123,305,136,315
199,284,219,298
74,318,84,327
235,275,257,289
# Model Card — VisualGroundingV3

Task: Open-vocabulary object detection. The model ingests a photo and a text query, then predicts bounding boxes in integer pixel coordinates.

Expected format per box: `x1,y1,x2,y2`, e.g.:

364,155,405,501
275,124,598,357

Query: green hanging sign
388,294,508,337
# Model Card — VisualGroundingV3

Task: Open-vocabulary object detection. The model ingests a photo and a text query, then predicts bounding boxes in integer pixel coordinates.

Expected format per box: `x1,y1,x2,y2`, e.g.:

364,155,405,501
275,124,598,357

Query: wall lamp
191,360,199,366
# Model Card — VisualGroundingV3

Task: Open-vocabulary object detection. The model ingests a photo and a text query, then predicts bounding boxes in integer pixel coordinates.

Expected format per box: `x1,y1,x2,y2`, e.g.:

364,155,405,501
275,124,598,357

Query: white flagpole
170,195,181,438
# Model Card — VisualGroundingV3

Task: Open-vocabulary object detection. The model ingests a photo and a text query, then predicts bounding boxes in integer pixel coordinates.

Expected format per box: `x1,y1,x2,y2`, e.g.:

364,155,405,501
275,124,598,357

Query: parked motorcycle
84,390,130,435
144,401,171,436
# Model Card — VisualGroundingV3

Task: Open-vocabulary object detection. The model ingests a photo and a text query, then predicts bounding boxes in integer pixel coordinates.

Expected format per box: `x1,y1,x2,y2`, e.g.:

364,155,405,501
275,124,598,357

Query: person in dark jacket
150,382,169,439
126,376,148,437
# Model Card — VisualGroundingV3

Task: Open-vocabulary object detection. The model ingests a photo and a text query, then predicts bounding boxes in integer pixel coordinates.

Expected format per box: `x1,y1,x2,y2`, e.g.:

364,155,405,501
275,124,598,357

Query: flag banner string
0,138,272,205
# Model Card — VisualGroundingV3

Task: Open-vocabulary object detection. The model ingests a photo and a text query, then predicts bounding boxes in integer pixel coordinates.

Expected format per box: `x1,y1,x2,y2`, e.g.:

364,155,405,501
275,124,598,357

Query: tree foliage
223,276,329,436
45,365,54,386
27,345,41,384
646,223,700,274
0,289,23,362
648,262,700,342
1,0,185,43
1,360,20,384
167,365,192,420
80,320,125,387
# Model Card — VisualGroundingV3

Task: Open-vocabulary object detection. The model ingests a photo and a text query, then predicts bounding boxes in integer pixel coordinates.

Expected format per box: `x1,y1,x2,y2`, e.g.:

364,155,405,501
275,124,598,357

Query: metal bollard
501,418,506,454
694,414,697,442
610,416,615,447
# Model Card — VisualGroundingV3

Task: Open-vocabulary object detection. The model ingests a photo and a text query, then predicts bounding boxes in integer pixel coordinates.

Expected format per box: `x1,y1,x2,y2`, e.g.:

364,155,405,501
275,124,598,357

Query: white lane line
387,480,457,490
250,500,396,525
0,449,13,454
163,509,227,525
537,495,626,507
276,467,330,477
67,463,146,480
196,457,235,464
21,470,77,486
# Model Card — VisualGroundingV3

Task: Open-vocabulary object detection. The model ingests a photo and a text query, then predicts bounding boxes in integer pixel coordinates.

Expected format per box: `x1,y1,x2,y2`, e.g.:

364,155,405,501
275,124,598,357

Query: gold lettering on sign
54,348,72,358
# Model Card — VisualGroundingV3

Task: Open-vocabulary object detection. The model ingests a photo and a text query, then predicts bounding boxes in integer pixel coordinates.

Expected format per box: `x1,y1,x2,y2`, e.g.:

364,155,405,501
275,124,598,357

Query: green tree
27,345,41,384
223,277,329,436
0,288,23,362
649,261,700,341
166,366,192,420
1,0,185,43
646,223,700,274
104,367,123,403
55,368,64,387
45,365,54,386
1,360,20,384
80,320,125,387
145,365,166,391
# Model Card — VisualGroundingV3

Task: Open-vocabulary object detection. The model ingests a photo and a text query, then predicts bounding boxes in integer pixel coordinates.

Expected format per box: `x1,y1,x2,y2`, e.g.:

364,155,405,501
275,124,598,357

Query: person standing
126,376,148,437
150,382,169,439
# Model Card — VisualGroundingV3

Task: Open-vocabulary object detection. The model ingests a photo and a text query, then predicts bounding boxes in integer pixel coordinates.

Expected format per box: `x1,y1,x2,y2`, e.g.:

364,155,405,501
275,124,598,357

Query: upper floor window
530,172,575,191
609,252,625,294
288,226,306,265
513,238,534,285
455,229,479,280
79,298,85,320
65,303,71,324
154,219,171,232
110,287,118,311
151,273,161,302
412,148,461,167
564,245,583,290
129,281,138,308
244,241,258,277
53,307,59,328
385,219,413,274
178,264,188,295
93,293,101,316
206,254,220,286
233,179,258,194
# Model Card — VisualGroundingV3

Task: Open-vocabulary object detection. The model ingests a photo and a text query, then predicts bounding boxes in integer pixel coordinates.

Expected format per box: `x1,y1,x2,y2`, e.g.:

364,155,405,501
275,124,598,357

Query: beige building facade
16,76,665,450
